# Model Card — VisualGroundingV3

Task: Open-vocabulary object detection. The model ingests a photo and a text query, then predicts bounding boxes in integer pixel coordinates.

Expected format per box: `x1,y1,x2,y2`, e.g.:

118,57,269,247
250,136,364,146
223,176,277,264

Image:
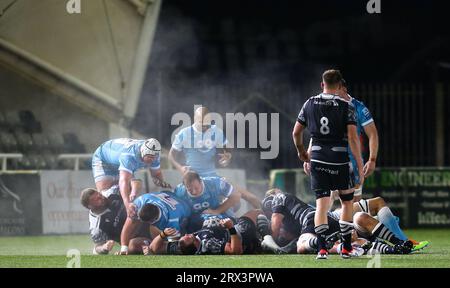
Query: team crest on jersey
196,139,215,152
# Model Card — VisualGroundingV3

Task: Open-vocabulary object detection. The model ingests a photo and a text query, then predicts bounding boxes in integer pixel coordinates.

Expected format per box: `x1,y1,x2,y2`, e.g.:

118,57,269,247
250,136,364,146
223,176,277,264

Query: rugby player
293,69,364,259
91,138,171,217
118,191,191,255
172,171,241,231
178,210,270,255
80,179,152,255
261,189,413,255
169,106,261,209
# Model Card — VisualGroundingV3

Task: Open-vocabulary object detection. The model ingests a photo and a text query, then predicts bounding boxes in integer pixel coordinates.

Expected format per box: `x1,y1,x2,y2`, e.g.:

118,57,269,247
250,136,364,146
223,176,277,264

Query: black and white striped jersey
194,226,230,255
271,192,316,229
297,93,357,164
89,185,127,244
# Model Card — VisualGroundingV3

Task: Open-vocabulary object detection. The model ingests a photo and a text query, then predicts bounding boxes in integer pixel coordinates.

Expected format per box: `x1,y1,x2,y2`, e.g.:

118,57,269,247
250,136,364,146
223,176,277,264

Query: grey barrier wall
0,173,42,235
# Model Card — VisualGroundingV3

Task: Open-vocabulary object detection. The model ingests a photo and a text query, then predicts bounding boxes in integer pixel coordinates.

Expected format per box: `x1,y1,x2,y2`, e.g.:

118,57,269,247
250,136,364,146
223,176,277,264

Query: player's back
298,93,356,164
272,192,315,224
134,192,191,231
98,138,142,165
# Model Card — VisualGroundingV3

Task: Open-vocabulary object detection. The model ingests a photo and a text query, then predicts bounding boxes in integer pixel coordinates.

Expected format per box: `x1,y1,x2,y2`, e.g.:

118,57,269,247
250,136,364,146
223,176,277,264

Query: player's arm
362,122,379,177
148,228,178,255
119,217,139,255
348,124,364,186
303,138,313,175
237,186,261,209
129,178,142,202
222,219,243,255
168,147,189,174
119,170,136,216
150,168,172,189
205,189,241,215
292,122,310,162
217,147,232,167
270,212,284,240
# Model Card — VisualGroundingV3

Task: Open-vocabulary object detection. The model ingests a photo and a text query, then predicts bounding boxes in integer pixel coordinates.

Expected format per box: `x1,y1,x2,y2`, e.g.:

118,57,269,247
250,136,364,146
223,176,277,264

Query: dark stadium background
134,0,450,179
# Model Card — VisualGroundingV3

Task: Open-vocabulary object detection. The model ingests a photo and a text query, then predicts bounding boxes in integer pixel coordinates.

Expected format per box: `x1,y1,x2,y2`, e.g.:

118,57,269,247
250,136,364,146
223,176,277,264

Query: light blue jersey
133,192,191,233
348,96,374,186
173,176,234,220
171,125,227,177
92,138,160,182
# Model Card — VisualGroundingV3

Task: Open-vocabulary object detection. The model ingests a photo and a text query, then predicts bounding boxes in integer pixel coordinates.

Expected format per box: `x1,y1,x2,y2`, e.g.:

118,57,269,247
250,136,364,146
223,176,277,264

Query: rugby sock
339,220,353,251
371,222,402,245
308,237,318,250
314,224,329,251
377,207,408,241
367,242,395,255
256,214,271,237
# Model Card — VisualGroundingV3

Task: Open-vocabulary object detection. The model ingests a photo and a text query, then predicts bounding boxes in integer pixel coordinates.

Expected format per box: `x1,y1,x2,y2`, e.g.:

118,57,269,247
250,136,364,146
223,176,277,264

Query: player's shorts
349,160,363,196
300,211,340,236
310,161,353,198
235,216,261,254
92,148,120,183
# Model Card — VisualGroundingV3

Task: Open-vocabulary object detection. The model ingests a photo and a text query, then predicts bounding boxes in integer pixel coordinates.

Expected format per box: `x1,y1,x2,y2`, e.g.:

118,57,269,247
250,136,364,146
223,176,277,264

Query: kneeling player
80,180,152,255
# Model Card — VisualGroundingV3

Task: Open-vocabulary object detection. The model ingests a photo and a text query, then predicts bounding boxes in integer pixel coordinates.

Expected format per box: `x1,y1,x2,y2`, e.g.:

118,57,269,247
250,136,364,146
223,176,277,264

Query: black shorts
310,161,353,197
235,216,261,254
301,211,340,236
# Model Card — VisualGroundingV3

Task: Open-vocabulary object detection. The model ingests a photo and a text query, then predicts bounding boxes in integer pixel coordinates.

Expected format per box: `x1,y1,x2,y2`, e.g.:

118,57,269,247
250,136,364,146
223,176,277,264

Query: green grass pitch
0,229,449,268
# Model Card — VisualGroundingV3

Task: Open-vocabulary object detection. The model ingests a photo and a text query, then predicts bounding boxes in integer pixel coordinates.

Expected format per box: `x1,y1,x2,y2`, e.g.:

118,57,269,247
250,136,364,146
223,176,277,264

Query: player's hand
218,152,232,167
129,191,137,202
103,240,115,252
220,218,234,229
298,150,310,163
202,208,220,215
180,166,191,174
363,160,376,178
303,162,311,176
142,245,151,256
126,203,137,218
153,177,172,189
163,228,178,237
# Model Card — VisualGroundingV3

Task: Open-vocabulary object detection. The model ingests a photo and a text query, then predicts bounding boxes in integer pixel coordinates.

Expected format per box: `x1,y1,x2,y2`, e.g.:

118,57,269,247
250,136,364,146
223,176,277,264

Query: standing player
293,69,364,259
169,106,261,209
118,191,191,255
92,138,171,216
339,79,379,201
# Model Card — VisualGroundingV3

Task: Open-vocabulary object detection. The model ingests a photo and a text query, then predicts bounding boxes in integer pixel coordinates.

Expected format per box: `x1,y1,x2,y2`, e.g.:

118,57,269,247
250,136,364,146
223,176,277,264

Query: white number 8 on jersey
320,117,330,135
